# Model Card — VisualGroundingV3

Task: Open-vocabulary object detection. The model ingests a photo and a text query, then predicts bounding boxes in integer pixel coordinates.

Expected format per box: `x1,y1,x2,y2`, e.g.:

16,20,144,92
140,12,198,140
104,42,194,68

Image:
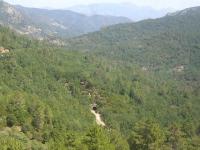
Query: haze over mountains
0,1,130,39
68,3,174,21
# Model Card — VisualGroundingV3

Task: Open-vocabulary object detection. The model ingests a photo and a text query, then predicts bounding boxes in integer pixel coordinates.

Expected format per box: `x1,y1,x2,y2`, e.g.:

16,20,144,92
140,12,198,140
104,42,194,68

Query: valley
0,1,200,150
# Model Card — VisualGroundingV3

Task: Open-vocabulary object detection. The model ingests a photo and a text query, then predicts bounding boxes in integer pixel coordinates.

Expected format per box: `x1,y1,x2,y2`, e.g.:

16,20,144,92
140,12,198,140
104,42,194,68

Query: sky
4,0,200,10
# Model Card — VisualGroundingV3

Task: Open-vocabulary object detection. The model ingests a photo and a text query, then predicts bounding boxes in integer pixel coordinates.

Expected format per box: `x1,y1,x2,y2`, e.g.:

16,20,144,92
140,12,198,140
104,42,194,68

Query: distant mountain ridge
0,1,131,39
68,3,174,21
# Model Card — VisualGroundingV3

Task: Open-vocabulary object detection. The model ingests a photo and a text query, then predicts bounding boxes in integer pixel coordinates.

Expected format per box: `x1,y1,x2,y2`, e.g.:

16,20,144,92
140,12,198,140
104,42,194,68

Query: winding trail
91,110,105,127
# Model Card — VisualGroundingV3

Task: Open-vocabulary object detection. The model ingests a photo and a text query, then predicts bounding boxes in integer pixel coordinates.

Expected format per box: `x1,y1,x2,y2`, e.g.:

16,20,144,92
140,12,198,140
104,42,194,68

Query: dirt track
91,110,105,127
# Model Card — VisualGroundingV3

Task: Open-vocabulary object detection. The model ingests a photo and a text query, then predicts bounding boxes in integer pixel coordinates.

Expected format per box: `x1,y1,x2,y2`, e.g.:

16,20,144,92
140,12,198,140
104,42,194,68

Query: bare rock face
173,65,184,73
2,2,23,24
0,47,9,54
23,26,42,35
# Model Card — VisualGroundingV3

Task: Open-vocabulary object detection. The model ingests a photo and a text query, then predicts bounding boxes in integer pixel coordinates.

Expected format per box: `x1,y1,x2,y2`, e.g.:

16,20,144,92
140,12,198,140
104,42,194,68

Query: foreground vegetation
0,7,200,149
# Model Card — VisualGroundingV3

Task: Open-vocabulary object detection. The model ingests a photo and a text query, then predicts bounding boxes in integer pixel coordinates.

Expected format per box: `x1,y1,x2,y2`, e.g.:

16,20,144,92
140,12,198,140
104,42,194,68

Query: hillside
66,6,200,84
0,1,130,39
0,6,200,150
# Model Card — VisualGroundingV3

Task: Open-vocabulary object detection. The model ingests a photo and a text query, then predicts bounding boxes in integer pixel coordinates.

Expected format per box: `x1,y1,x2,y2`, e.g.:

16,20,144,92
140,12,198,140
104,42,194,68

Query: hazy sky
4,0,200,10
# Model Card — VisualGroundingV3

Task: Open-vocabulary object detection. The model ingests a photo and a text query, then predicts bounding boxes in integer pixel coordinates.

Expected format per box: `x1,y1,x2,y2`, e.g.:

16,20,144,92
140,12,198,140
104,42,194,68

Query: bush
6,114,17,127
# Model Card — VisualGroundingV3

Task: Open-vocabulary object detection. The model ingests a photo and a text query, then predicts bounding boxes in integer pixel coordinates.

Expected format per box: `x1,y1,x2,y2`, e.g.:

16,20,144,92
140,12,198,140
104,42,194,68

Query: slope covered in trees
66,6,200,85
0,7,200,150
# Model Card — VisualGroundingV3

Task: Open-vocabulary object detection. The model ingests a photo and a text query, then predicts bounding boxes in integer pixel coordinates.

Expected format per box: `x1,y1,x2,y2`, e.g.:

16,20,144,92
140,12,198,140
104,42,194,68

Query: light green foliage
0,136,24,150
83,126,115,150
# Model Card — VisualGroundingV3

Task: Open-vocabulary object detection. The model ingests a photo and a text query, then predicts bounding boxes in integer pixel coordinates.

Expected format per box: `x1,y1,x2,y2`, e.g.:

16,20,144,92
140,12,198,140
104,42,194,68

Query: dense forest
0,6,200,150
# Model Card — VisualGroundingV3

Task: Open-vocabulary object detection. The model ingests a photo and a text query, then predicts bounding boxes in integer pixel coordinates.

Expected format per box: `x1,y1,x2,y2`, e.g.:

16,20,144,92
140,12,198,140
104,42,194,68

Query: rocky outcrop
0,47,9,54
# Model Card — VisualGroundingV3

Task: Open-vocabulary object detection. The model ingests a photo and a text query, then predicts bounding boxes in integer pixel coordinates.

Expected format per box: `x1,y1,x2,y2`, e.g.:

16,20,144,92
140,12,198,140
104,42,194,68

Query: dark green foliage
6,114,17,127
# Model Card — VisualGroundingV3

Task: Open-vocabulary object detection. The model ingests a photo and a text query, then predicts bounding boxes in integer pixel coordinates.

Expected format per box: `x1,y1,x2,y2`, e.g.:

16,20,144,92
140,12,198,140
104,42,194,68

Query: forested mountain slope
67,6,200,84
0,1,130,39
0,6,200,150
